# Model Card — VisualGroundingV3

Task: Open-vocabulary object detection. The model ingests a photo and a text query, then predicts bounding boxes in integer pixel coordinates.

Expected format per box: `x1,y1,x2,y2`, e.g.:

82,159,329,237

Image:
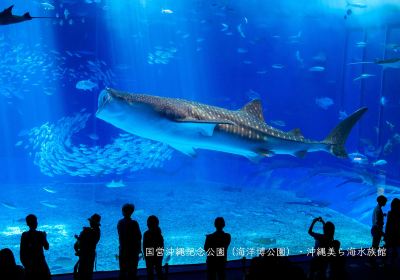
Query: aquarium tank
1,0,400,275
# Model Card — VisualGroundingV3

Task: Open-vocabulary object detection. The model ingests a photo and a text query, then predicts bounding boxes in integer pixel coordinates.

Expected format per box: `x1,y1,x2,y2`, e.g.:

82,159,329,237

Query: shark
375,57,400,69
0,5,52,25
96,88,368,161
348,58,400,69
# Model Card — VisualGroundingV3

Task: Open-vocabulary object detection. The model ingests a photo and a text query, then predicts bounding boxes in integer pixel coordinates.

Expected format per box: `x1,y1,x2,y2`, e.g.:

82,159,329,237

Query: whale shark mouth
96,89,112,116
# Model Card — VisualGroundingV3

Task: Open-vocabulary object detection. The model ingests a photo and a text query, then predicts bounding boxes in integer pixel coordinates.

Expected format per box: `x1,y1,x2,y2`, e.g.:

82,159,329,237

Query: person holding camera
308,217,335,280
20,214,51,280
74,213,101,280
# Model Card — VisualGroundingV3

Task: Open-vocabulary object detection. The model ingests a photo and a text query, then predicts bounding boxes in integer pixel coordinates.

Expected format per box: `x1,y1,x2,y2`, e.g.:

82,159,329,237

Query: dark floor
52,254,400,280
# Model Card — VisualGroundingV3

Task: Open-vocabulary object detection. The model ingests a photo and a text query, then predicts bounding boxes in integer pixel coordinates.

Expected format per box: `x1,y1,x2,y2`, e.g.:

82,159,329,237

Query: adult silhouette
371,195,387,249
204,217,231,280
143,215,164,280
20,214,51,280
384,198,400,267
308,217,335,280
74,213,101,280
118,203,142,280
0,248,25,280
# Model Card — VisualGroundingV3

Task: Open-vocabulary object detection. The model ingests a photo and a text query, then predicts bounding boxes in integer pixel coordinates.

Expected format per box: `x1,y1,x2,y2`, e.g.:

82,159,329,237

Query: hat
88,213,101,226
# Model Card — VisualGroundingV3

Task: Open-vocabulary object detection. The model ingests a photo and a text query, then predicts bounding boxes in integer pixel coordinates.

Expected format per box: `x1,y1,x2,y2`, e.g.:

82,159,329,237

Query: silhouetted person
371,195,387,249
118,203,142,280
20,214,51,280
327,240,346,280
369,195,387,267
204,217,231,280
74,213,101,280
0,248,25,280
384,198,400,267
308,217,335,280
143,215,164,280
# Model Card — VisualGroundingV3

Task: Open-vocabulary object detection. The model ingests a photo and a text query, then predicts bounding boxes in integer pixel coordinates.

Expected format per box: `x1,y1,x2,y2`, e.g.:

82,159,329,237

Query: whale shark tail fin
23,12,32,19
324,107,368,158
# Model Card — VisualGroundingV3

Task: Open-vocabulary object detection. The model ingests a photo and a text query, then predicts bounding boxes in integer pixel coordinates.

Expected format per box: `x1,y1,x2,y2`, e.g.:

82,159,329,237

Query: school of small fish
0,36,115,100
17,112,173,177
147,46,178,65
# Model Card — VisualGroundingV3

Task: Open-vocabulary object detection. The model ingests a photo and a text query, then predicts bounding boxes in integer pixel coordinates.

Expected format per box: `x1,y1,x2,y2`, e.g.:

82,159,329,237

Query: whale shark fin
23,12,32,19
175,118,234,136
288,128,304,137
169,144,196,157
324,107,368,158
294,150,307,158
187,123,216,136
3,5,14,15
241,99,264,121
246,154,263,163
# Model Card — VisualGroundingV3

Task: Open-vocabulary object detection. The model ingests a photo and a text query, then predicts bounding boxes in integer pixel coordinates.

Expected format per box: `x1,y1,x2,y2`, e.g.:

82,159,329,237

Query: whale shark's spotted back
100,88,368,159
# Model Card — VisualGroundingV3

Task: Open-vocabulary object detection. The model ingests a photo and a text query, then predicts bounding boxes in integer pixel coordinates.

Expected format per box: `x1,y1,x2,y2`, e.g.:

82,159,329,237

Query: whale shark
96,88,367,161
0,5,53,25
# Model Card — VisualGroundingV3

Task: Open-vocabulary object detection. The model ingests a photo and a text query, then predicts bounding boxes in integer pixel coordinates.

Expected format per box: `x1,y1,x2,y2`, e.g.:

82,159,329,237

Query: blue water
1,0,400,275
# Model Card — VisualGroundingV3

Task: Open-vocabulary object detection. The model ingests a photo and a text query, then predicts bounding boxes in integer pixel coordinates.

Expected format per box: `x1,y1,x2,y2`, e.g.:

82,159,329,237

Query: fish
288,31,302,43
386,121,395,130
346,1,367,8
250,237,277,246
88,133,99,140
295,50,304,66
272,64,284,69
63,9,70,19
40,201,58,208
96,88,368,160
1,202,17,210
386,43,400,52
19,112,172,177
375,58,400,69
220,23,228,32
312,52,326,63
15,140,23,147
41,3,55,10
315,97,334,110
348,152,368,165
76,80,98,91
349,58,400,69
237,24,245,38
353,73,375,81
0,5,53,25
43,187,57,194
356,41,367,48
106,180,126,188
309,66,325,72
161,9,173,14
380,96,387,106
338,111,348,120
373,159,387,166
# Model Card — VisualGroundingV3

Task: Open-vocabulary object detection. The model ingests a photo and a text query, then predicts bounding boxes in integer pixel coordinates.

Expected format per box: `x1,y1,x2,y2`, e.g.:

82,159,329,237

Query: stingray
0,5,53,25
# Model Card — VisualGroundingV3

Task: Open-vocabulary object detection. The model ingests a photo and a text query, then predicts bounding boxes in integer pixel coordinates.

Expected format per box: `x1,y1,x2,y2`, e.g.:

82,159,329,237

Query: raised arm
308,217,321,237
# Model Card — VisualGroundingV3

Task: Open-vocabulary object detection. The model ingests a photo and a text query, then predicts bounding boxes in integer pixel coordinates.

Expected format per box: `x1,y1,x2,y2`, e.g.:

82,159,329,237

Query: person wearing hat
74,213,101,280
